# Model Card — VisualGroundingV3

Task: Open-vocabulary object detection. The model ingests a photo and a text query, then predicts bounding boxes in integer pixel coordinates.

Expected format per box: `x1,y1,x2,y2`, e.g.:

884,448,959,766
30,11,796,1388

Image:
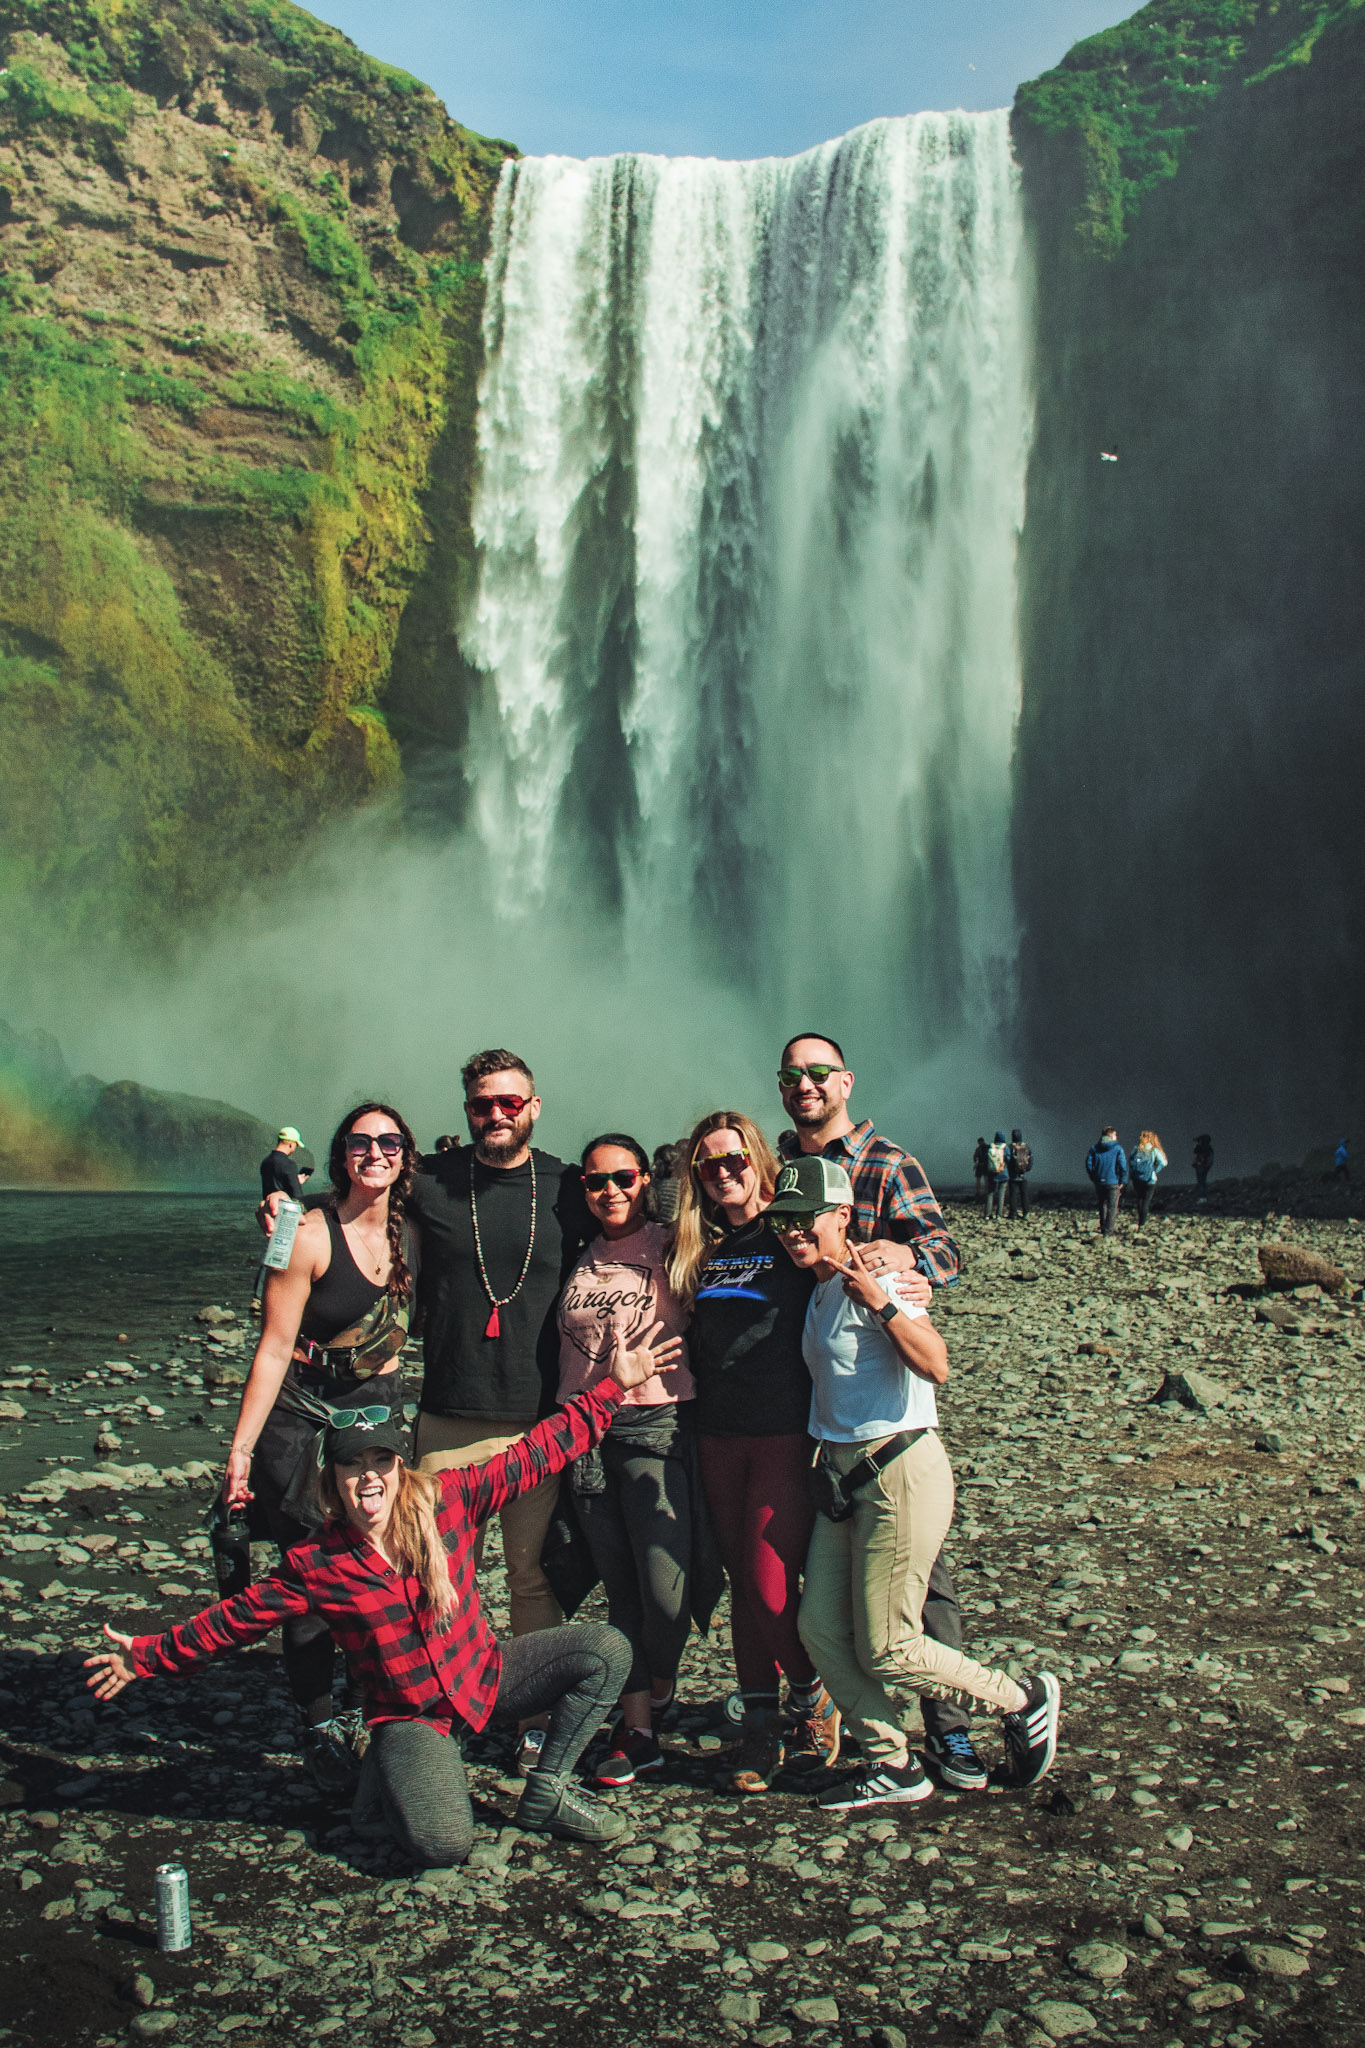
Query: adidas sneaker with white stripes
1003,1672,1061,1787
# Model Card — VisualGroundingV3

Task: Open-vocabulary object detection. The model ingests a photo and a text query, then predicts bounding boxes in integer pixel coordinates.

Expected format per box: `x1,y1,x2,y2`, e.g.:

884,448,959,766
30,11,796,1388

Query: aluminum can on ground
155,1862,191,1952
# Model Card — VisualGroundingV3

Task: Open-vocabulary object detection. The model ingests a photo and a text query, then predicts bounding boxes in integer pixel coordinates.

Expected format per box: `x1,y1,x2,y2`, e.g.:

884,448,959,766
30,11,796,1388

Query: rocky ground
3,1195,1365,2048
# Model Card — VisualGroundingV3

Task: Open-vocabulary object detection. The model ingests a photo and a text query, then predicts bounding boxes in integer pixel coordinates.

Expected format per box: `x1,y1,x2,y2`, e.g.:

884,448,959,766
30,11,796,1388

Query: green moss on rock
0,0,511,951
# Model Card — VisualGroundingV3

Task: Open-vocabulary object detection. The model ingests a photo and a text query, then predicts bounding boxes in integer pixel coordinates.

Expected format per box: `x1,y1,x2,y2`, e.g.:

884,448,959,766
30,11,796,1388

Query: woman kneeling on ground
83,1347,660,1867
669,1109,840,1793
768,1153,1062,1812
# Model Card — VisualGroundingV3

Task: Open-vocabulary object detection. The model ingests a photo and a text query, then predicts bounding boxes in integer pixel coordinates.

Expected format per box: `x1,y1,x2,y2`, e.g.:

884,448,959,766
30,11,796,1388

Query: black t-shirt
407,1146,589,1421
688,1215,815,1438
260,1148,302,1202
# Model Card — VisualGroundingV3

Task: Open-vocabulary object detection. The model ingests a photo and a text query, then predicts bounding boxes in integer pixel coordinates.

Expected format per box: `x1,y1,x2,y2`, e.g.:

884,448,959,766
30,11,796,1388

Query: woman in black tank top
222,1101,418,1788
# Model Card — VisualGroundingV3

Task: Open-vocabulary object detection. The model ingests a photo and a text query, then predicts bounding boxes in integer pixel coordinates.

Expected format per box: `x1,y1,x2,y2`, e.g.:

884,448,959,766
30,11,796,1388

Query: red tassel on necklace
484,1304,501,1339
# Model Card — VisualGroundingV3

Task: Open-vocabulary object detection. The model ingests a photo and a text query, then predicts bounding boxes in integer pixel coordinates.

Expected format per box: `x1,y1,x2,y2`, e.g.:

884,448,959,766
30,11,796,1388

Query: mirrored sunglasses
694,1149,750,1182
582,1168,640,1193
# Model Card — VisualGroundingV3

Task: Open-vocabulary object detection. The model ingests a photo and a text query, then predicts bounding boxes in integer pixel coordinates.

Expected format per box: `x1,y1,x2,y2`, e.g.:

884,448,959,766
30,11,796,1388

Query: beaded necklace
469,1154,537,1339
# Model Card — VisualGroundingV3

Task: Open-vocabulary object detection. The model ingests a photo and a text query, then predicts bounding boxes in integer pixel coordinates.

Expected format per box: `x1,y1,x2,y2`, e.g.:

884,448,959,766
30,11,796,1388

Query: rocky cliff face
1011,0,1365,1159
0,0,508,957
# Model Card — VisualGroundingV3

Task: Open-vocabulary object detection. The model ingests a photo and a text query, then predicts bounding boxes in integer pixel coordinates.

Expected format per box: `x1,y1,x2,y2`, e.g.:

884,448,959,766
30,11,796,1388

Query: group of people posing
86,1035,1061,1872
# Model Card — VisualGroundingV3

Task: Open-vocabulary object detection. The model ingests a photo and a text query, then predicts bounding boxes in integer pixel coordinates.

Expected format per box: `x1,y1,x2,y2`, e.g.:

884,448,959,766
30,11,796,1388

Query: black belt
810,1428,927,1521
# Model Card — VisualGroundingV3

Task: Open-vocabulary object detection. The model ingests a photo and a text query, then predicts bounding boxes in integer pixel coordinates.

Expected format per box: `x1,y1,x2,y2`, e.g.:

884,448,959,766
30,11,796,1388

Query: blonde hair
318,1459,455,1618
665,1109,780,1303
1139,1129,1164,1153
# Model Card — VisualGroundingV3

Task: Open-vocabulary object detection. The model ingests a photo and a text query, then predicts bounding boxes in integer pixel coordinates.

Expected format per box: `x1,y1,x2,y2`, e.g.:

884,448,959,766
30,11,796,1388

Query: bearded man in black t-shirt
408,1051,589,1690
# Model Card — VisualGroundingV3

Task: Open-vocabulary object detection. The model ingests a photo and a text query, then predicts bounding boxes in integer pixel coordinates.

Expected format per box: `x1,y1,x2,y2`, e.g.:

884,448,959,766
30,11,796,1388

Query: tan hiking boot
784,1686,842,1772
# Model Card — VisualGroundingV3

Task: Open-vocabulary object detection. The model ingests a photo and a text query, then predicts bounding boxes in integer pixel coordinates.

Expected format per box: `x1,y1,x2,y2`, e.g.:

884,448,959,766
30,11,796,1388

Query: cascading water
458,110,1032,1135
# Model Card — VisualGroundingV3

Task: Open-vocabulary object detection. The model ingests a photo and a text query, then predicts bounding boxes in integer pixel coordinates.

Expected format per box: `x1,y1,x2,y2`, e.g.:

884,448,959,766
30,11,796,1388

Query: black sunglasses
582,1168,641,1193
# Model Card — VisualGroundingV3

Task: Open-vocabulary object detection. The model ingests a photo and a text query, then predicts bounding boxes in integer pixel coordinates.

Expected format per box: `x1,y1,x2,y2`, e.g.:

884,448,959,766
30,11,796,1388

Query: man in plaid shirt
84,1339,676,1866
775,1033,988,1794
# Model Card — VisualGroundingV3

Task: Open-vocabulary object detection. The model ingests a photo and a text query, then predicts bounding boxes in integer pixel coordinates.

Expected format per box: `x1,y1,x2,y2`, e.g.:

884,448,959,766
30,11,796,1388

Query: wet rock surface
3,1196,1365,2044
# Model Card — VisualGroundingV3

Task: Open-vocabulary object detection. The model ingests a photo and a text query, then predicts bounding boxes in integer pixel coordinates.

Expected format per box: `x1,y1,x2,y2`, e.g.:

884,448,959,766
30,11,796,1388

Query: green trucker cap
765,1154,855,1214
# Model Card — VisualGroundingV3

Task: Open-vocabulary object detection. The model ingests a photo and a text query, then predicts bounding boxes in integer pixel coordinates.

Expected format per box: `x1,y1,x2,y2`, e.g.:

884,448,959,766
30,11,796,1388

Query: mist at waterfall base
40,110,1071,1181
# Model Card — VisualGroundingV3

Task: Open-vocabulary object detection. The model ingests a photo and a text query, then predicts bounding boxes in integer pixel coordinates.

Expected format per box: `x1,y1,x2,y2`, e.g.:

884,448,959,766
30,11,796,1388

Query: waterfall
457,110,1033,1133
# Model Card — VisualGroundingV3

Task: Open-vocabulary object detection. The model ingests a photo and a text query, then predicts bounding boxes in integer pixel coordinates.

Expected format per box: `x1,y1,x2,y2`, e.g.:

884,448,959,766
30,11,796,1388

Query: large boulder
79,1080,275,1190
1257,1243,1346,1294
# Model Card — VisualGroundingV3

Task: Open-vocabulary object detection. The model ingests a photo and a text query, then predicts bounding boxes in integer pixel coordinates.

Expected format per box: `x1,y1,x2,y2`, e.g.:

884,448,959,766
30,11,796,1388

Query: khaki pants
798,1431,1024,1767
414,1412,564,1637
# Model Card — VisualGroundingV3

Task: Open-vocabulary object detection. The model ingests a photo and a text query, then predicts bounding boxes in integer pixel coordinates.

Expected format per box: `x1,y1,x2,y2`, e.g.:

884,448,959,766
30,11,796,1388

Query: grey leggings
357,1621,629,1867
575,1419,693,1696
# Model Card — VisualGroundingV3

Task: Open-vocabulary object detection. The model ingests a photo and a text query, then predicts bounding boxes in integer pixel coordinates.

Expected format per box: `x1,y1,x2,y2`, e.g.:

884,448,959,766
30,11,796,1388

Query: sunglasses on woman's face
777,1063,843,1087
465,1095,529,1120
766,1210,823,1234
694,1149,750,1182
582,1168,640,1193
345,1133,404,1158
325,1404,395,1429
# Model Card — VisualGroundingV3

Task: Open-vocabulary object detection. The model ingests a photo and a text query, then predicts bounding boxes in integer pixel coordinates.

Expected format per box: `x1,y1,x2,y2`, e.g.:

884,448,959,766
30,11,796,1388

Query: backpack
1009,1141,1031,1175
987,1141,1007,1175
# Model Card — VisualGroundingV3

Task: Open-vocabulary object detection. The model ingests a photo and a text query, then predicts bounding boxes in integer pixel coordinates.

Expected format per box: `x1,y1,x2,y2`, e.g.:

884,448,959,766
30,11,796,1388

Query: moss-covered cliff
1012,0,1365,1152
0,0,509,950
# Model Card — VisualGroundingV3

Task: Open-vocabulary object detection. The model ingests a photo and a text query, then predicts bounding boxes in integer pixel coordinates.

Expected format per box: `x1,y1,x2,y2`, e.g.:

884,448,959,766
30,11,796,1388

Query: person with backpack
1192,1134,1214,1201
1005,1130,1032,1219
1334,1137,1350,1186
1086,1127,1127,1236
1128,1131,1167,1226
972,1137,989,1199
983,1132,1009,1221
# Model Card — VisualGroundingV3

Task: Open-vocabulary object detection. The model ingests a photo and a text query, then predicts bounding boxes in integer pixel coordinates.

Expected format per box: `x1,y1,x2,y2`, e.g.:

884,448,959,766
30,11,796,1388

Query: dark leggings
698,1432,817,1697
1134,1180,1156,1225
359,1622,629,1866
575,1421,692,1696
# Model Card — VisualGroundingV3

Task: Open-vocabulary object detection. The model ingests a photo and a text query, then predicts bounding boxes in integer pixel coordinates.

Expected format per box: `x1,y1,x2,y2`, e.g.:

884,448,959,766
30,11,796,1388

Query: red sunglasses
465,1095,529,1120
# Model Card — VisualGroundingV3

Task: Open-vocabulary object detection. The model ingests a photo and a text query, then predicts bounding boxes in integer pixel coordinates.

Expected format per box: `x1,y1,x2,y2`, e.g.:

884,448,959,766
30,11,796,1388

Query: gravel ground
3,1196,1365,2048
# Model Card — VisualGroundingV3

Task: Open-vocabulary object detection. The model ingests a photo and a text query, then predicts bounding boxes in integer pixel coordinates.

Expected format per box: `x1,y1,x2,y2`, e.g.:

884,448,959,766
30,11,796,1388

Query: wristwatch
875,1298,901,1326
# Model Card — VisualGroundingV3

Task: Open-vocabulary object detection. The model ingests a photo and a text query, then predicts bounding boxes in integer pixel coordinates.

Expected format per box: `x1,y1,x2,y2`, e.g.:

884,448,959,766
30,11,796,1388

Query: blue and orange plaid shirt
128,1382,623,1733
778,1119,960,1287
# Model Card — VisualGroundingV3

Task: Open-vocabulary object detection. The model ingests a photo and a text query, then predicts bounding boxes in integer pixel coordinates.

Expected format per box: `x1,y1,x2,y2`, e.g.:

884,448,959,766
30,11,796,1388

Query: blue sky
307,0,1140,159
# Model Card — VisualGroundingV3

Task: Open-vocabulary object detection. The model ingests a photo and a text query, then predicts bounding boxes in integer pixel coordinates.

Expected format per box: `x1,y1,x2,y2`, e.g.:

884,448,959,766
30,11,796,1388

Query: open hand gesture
828,1243,892,1315
610,1321,684,1391
85,1624,138,1701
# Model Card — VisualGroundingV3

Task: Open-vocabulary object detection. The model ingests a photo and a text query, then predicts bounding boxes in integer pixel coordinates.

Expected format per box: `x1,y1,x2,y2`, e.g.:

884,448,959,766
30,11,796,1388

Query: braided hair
326,1101,417,1303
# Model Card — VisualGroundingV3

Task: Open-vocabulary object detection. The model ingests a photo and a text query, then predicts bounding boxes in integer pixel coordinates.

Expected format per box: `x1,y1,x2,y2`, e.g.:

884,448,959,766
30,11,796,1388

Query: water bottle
262,1197,302,1271
207,1499,251,1599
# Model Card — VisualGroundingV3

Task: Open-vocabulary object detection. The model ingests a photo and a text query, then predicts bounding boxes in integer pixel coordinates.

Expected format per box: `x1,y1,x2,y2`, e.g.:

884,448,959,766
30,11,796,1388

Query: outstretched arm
85,1567,313,1698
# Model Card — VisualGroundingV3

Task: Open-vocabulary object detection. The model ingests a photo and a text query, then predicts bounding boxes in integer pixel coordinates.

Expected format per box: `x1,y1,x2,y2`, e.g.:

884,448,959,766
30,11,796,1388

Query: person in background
1128,1130,1168,1227
1193,1133,1214,1201
1086,1125,1127,1236
85,1363,657,1866
1005,1129,1032,1219
984,1132,1009,1221
229,1102,416,1791
433,1134,461,1154
558,1133,692,1790
774,1033,987,1795
261,1127,306,1203
1334,1137,1350,1185
767,1155,1061,1812
669,1110,840,1794
408,1050,590,1778
972,1137,989,1199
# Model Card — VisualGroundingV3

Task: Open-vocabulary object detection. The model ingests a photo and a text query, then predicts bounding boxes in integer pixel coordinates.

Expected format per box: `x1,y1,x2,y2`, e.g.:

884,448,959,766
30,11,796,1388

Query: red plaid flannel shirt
779,1119,960,1287
128,1382,623,1733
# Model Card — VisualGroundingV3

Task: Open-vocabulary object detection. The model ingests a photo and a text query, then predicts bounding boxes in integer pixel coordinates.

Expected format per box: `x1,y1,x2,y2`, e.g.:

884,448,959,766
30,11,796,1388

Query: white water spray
460,111,1033,1126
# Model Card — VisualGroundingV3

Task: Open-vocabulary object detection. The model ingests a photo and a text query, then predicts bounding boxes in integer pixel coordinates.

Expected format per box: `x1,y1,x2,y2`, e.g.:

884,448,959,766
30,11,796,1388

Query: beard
788,1096,833,1128
475,1111,535,1165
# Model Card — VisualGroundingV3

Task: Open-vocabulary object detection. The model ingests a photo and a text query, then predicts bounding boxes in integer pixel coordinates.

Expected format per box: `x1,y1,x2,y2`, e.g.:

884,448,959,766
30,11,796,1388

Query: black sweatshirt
688,1214,815,1438
408,1146,589,1421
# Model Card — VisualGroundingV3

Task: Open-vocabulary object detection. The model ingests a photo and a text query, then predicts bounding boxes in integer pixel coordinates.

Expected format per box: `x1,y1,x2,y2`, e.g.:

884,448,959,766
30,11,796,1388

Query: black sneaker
593,1724,663,1788
1004,1673,1061,1787
516,1769,628,1845
924,1727,989,1791
816,1756,934,1810
301,1717,361,1797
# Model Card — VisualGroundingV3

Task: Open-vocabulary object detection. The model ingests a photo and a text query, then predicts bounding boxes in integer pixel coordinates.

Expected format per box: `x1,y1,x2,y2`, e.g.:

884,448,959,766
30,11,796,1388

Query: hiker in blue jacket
1085,1127,1126,1237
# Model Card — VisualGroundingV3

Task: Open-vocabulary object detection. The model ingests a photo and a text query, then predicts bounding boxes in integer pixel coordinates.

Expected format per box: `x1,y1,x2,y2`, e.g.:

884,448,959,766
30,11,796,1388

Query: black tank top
298,1209,387,1343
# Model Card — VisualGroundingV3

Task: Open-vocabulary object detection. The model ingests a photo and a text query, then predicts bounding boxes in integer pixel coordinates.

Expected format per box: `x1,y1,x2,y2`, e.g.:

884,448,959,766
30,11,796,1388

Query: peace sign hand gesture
827,1242,892,1315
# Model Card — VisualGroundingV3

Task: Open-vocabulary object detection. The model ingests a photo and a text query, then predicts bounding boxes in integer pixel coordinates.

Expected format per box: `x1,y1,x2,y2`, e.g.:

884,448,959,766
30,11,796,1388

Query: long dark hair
327,1101,417,1303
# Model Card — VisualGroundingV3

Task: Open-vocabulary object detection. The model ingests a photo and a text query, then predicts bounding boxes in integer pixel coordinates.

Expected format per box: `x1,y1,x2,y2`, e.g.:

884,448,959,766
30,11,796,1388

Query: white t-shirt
803,1268,939,1443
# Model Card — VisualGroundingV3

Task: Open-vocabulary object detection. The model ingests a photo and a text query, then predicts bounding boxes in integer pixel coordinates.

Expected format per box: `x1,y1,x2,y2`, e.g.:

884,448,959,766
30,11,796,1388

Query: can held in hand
155,1862,191,1952
262,1198,302,1273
